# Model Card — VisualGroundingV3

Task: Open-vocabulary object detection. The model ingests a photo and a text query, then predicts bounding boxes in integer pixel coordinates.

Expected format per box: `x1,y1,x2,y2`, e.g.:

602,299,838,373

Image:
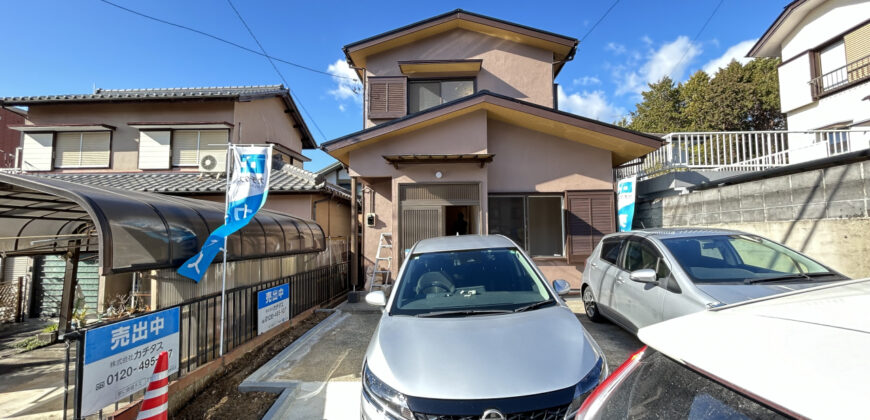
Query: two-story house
322,10,662,289
749,0,870,163
0,105,26,168
0,85,350,317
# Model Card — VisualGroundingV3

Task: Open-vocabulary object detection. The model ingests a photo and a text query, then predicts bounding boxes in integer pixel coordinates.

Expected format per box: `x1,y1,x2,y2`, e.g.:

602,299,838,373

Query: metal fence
62,261,348,419
615,129,870,180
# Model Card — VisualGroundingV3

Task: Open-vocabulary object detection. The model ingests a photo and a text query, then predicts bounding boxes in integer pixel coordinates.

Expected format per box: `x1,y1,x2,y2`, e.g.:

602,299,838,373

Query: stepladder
369,233,392,292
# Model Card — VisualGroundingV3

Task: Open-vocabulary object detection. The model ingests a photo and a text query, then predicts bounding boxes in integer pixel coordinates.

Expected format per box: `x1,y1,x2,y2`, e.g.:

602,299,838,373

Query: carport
0,172,324,334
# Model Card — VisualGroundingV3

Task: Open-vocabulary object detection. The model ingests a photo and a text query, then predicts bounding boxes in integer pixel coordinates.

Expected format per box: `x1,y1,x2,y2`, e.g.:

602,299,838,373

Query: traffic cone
136,351,169,420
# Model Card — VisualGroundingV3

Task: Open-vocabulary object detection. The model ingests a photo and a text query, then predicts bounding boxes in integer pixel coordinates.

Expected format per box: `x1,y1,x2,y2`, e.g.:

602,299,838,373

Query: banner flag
617,175,637,232
177,145,273,282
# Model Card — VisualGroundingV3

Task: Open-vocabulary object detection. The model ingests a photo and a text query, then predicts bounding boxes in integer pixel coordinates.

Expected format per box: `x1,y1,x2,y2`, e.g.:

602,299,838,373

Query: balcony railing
615,129,869,180
810,53,870,98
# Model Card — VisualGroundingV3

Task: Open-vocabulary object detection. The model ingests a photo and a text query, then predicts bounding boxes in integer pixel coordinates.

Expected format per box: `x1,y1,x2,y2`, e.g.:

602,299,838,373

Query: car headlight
565,356,607,418
363,363,413,420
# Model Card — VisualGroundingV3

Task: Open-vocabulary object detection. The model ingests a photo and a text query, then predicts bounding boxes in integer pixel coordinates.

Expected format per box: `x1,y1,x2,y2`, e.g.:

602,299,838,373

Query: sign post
257,284,289,335
80,307,180,417
617,176,637,232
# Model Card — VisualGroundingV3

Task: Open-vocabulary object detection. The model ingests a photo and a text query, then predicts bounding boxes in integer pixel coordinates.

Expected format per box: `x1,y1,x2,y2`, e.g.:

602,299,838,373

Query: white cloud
557,86,627,123
572,75,601,86
641,35,653,46
326,59,362,105
702,39,758,75
605,42,627,55
614,36,702,96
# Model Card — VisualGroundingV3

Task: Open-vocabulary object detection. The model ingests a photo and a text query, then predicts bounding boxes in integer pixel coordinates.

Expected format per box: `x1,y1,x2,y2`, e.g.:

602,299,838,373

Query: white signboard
81,307,180,416
258,284,289,335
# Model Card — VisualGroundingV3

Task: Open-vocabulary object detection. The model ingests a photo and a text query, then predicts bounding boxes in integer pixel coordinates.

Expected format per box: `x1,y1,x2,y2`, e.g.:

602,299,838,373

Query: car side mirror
552,279,571,296
365,291,386,307
629,269,657,284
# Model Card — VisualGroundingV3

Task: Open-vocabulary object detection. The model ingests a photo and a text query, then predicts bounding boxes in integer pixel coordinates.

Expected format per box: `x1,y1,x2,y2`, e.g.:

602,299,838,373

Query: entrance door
445,205,473,236
401,206,443,254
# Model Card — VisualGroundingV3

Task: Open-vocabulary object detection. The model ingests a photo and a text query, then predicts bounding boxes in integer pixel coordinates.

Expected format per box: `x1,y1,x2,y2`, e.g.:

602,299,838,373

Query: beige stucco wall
486,120,613,192
233,97,303,152
361,178,393,284
348,110,488,177
26,101,235,171
364,28,555,128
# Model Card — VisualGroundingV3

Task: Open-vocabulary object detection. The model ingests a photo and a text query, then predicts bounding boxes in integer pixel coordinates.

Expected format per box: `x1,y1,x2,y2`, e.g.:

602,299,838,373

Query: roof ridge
279,163,320,182
95,84,284,93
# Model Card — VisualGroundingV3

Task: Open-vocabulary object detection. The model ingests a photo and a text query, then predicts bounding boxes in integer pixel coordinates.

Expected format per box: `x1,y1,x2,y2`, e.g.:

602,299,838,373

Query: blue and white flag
177,145,273,282
617,175,636,232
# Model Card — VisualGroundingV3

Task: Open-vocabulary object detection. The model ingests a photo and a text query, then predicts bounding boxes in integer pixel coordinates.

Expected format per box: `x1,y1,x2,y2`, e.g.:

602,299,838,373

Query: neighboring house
0,106,26,168
322,10,661,288
317,160,351,190
749,0,870,163
0,85,350,316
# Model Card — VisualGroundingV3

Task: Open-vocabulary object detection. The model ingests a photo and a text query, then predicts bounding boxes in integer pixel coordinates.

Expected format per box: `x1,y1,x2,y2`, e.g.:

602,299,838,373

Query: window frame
621,237,672,279
170,128,229,168
599,236,625,266
809,18,870,99
487,194,565,258
52,130,112,169
407,77,477,114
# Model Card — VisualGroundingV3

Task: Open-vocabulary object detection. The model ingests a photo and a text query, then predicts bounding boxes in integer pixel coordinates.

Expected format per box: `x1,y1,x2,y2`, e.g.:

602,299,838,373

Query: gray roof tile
36,164,351,201
2,85,287,104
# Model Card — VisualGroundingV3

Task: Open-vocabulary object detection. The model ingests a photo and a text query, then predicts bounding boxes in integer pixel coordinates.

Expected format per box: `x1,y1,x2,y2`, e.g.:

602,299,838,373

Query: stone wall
635,161,870,278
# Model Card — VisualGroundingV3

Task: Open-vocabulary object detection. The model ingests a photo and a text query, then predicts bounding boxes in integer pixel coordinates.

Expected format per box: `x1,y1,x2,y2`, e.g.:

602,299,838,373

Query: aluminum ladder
369,233,392,291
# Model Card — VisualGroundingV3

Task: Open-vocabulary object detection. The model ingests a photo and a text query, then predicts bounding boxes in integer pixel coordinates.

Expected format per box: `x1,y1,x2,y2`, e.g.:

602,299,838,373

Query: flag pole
219,143,232,357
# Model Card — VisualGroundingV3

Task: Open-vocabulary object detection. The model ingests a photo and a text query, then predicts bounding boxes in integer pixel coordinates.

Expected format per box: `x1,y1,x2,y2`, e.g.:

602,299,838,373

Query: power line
96,0,356,82
667,0,725,80
579,0,622,45
224,0,327,141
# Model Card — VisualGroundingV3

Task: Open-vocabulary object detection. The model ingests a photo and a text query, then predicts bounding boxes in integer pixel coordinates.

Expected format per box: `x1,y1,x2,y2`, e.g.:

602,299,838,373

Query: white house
749,0,870,163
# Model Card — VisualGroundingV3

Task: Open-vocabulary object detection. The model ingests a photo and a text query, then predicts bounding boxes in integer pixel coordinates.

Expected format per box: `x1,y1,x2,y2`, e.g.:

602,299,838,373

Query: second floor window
171,130,228,167
54,131,110,168
408,79,474,113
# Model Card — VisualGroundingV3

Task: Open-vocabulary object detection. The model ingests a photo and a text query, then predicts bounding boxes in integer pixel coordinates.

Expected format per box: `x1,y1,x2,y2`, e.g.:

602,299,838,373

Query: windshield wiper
744,272,837,284
514,300,556,313
415,309,513,318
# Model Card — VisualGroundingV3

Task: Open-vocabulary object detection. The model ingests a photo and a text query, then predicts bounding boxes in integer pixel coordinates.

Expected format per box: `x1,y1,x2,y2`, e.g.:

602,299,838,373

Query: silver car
361,235,607,420
581,228,847,332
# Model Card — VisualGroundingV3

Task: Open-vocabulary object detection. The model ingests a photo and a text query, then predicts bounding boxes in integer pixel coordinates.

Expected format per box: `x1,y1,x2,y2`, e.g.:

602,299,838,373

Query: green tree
626,77,685,134
745,58,786,130
680,70,713,131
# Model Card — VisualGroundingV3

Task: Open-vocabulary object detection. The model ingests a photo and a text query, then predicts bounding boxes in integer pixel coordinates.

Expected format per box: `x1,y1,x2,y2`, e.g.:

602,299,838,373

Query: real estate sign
617,176,637,232
81,307,180,416
257,284,289,335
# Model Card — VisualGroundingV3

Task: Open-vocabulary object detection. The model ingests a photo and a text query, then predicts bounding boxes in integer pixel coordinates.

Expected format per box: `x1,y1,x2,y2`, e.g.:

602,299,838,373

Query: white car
575,278,870,420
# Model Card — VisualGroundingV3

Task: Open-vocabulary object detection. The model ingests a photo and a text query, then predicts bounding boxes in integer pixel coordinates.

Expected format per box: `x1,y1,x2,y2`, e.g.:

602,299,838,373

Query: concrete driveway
241,296,642,419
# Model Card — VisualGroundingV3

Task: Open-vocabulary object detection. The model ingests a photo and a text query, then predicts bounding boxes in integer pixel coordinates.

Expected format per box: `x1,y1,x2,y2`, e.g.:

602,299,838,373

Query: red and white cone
136,351,169,420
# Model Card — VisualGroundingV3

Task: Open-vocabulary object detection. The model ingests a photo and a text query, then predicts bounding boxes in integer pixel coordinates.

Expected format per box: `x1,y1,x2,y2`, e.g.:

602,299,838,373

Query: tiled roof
36,164,351,201
1,85,287,104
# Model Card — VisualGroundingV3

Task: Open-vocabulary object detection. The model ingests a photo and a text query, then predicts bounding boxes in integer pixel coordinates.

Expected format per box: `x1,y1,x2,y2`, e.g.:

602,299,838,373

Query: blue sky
0,0,787,171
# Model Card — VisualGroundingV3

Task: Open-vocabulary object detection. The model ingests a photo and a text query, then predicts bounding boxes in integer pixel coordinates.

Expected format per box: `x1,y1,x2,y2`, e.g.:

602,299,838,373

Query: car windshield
390,247,552,316
661,234,833,284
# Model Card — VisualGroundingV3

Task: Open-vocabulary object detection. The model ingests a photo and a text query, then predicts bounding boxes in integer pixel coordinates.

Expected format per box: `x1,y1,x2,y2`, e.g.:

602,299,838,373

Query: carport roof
0,173,325,275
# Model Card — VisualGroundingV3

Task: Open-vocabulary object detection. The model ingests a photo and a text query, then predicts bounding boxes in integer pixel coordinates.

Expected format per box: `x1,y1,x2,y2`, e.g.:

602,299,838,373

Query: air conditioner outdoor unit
198,150,227,173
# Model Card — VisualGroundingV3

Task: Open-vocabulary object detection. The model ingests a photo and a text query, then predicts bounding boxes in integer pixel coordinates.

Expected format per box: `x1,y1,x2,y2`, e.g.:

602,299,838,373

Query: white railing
616,129,870,180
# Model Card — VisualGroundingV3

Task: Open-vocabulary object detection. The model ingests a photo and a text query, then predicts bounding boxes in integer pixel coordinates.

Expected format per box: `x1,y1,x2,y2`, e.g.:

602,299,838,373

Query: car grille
413,403,570,420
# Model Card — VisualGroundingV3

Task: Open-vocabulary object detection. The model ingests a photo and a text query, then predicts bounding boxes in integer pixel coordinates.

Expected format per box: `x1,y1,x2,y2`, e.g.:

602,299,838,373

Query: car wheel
582,286,604,323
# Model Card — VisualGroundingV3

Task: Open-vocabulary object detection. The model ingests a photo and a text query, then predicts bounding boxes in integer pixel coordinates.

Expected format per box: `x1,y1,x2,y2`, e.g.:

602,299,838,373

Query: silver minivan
362,235,607,420
581,228,846,332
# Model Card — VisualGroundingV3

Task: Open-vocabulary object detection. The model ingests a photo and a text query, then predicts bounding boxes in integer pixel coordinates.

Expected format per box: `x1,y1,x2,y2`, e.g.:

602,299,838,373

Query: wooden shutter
21,133,53,171
566,191,615,264
79,132,110,167
139,131,171,169
369,77,407,119
172,130,199,166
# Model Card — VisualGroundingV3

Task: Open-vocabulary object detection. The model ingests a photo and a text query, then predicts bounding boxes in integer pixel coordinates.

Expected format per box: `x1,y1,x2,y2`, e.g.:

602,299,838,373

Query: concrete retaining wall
635,161,870,278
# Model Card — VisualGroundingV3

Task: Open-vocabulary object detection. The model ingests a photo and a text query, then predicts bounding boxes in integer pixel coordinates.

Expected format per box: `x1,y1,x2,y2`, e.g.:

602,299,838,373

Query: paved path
242,297,642,420
0,342,72,420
